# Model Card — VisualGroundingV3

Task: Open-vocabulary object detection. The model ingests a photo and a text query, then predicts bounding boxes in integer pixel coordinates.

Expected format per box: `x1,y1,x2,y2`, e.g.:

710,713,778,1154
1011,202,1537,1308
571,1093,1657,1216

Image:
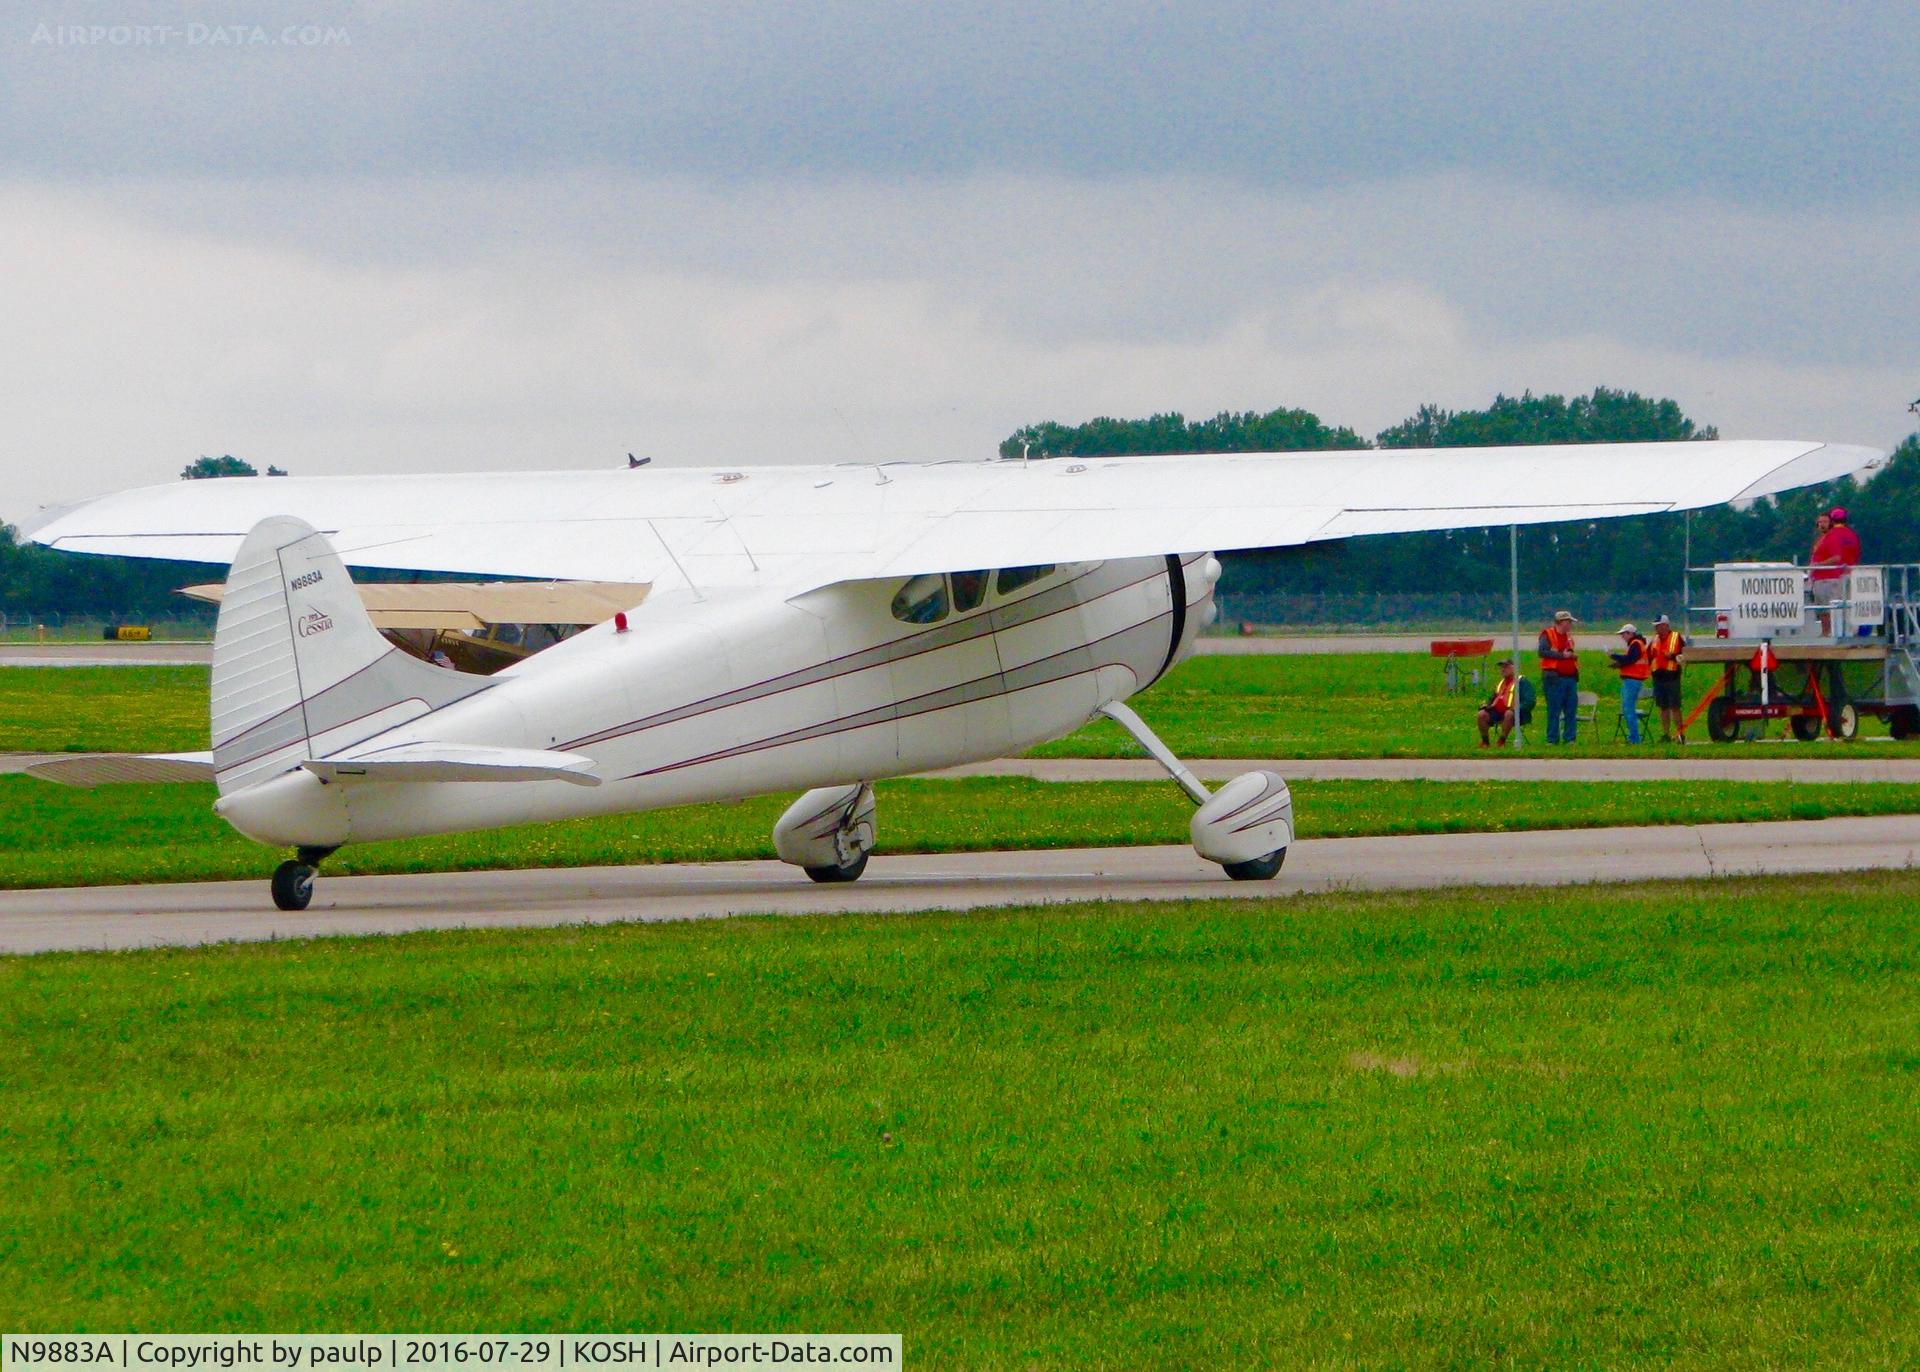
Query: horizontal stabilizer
301,743,602,787
25,752,216,786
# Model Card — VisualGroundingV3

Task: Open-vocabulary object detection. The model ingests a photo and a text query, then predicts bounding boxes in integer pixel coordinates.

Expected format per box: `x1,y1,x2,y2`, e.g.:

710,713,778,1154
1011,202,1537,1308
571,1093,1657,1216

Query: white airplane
27,439,1879,910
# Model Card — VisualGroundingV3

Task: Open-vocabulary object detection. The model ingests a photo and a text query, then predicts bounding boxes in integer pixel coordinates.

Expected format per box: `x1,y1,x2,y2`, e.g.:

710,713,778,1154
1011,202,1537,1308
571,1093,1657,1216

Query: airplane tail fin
211,516,486,795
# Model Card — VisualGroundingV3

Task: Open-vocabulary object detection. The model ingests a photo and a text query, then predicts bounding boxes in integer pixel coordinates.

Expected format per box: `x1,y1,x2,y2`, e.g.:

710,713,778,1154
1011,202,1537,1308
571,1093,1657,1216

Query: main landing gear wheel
1095,702,1295,885
1706,697,1739,743
1222,849,1286,882
804,851,870,884
271,859,316,911
775,784,877,883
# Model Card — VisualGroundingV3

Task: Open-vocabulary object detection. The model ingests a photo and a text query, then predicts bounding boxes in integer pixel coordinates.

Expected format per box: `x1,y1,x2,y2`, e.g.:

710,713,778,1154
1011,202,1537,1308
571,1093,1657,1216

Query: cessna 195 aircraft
26,439,1879,910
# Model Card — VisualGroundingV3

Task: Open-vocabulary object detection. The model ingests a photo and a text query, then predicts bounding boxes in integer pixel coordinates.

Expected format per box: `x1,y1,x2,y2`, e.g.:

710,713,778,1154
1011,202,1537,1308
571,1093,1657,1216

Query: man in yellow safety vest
1477,658,1521,747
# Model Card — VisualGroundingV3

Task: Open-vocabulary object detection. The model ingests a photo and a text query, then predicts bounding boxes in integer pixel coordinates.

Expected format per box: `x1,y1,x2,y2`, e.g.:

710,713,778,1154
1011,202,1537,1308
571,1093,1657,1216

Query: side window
996,564,1056,596
950,569,990,613
890,573,949,624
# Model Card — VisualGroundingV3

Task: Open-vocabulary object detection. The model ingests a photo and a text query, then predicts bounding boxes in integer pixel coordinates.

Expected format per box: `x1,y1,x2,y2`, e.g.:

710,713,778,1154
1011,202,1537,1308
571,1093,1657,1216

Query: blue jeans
1543,674,1578,744
1619,677,1644,744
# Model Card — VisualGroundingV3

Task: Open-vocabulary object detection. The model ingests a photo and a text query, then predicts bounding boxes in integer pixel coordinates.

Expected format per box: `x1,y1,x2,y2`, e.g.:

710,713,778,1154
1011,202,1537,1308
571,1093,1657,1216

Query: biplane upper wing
26,441,1880,592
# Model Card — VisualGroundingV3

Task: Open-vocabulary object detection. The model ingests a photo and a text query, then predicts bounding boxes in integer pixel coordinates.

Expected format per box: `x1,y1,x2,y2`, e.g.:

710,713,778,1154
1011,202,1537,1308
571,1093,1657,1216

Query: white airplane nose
214,768,351,848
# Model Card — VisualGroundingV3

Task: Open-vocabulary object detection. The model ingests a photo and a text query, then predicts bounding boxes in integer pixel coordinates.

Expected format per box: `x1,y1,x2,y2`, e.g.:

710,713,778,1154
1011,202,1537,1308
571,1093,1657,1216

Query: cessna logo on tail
297,609,333,637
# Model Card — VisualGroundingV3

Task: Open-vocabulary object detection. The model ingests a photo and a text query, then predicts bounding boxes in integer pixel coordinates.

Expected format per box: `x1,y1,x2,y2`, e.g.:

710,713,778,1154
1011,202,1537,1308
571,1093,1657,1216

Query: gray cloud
58,170,1920,369
3,4,1912,521
3,172,1911,520
5,1,1916,204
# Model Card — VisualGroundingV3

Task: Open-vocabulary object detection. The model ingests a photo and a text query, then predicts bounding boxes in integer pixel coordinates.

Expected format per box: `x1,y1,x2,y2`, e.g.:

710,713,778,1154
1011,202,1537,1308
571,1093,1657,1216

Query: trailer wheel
1706,698,1739,743
1891,706,1920,740
1791,713,1822,742
1829,702,1859,741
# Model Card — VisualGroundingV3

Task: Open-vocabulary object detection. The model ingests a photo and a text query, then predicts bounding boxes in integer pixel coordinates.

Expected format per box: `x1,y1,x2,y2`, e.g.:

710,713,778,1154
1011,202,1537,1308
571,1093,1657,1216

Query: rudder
212,516,487,794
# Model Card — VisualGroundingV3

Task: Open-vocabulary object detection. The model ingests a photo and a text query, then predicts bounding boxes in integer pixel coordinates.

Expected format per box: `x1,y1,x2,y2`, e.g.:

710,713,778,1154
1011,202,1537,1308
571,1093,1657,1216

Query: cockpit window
890,573,950,624
950,569,990,612
996,564,1056,595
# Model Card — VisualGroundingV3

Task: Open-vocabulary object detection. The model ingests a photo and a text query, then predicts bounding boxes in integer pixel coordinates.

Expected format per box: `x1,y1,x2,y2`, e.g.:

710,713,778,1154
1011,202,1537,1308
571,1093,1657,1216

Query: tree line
0,456,268,621
1005,389,1919,603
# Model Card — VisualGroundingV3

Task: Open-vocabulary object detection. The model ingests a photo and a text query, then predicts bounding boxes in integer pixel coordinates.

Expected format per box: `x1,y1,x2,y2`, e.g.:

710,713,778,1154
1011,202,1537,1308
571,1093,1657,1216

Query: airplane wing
25,441,1880,594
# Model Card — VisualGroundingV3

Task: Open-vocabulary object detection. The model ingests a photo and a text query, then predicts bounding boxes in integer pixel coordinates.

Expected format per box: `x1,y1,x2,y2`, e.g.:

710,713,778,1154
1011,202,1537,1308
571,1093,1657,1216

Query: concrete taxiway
4,814,1916,955
1196,633,1478,654
0,641,212,667
3,635,1455,666
935,757,1920,783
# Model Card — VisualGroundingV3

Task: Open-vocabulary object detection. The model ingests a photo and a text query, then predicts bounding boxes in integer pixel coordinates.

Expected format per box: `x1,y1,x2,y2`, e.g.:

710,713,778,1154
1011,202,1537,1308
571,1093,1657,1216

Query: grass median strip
5,773,1920,889
2,872,1915,1361
12,653,1920,762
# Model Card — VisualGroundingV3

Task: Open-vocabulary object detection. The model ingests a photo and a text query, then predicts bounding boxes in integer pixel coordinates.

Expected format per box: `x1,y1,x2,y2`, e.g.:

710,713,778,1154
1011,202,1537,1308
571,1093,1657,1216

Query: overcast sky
4,1,1916,515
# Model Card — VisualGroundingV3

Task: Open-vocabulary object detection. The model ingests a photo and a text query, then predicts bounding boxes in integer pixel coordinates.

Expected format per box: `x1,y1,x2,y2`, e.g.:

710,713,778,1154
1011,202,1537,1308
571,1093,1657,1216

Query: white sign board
1849,566,1885,627
1715,565,1805,634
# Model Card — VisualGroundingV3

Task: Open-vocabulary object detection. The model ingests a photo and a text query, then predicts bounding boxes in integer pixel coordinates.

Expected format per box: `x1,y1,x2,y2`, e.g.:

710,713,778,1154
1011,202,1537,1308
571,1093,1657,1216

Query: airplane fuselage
215,555,1218,848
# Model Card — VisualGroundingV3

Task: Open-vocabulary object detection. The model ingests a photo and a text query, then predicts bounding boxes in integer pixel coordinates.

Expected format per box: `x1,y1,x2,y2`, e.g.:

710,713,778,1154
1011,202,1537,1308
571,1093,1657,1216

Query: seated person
1477,657,1522,747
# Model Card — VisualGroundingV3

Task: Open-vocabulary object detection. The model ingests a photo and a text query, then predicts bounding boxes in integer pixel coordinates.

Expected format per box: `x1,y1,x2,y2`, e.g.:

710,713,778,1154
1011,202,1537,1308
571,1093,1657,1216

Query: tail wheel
1706,697,1739,743
1223,849,1286,881
1829,702,1859,740
805,851,870,884
271,860,315,911
1891,706,1920,740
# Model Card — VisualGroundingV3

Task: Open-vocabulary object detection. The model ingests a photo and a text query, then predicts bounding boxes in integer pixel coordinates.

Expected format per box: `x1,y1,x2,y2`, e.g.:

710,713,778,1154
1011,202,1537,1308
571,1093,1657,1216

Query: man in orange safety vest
1647,614,1687,743
1610,623,1651,744
1537,609,1581,744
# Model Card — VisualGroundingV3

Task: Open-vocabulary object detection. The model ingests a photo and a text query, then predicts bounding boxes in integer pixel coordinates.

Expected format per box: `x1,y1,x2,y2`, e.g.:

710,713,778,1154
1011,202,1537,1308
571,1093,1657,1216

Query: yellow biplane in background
179,580,647,675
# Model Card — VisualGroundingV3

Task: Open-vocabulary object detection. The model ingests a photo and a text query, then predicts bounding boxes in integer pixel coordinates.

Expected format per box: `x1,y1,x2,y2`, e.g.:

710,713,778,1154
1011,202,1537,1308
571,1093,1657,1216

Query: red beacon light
613,611,629,633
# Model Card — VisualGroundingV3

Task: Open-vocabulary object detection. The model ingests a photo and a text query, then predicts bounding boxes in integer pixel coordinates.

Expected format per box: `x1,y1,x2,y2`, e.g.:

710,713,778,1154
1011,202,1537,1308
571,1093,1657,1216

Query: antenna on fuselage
627,452,652,468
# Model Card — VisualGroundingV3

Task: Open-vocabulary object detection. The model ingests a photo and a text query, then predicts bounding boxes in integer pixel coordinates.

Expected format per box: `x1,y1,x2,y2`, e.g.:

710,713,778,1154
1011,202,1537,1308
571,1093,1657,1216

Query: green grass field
1038,651,1920,759
3,873,1915,1362
7,773,1920,889
10,654,1916,761
0,666,208,753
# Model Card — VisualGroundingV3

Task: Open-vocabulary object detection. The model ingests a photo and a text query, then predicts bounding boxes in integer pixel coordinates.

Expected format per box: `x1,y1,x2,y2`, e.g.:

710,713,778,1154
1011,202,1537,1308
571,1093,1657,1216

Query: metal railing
1685,563,1920,646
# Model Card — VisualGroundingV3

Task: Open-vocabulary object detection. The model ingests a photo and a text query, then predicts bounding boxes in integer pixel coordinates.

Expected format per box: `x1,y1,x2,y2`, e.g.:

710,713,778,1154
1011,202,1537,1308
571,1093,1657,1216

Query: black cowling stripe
1149,555,1187,688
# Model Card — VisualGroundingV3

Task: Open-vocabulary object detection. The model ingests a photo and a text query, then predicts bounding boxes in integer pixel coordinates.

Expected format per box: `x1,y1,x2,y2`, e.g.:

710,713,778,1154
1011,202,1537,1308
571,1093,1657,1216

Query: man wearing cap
1648,614,1687,743
1476,657,1522,747
1810,507,1862,633
1537,610,1581,744
1609,623,1651,744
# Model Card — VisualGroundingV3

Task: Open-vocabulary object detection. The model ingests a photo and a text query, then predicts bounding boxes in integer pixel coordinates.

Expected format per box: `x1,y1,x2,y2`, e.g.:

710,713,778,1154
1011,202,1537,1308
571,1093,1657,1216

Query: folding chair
1612,697,1652,743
